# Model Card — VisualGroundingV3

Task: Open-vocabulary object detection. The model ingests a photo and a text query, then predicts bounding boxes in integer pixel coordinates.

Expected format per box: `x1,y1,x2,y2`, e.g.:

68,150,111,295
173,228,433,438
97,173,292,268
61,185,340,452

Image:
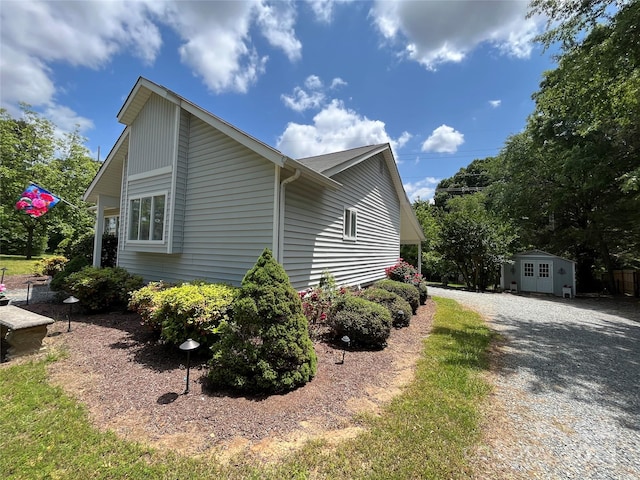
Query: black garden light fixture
179,338,200,394
339,335,350,364
24,280,33,305
63,295,79,332
1,267,7,283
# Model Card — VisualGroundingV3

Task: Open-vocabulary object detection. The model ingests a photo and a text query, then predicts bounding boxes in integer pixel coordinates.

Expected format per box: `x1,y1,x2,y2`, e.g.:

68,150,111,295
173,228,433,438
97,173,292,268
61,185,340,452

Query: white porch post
92,196,105,267
417,242,422,275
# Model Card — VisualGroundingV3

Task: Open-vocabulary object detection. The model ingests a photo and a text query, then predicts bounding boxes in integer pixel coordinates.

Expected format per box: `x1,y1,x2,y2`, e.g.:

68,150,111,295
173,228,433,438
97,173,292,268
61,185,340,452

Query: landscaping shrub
63,266,143,313
57,232,118,267
209,248,317,394
361,287,412,327
374,279,420,314
129,281,238,347
128,281,173,330
299,270,338,325
49,256,90,292
385,258,428,305
330,294,392,349
34,256,68,277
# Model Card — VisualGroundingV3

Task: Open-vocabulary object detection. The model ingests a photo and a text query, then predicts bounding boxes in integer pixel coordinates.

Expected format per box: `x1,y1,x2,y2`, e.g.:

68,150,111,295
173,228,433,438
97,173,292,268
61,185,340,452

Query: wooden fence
612,269,639,297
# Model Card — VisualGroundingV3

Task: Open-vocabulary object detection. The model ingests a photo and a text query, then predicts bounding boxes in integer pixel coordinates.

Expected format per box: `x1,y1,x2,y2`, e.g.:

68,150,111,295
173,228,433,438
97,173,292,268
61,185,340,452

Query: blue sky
0,0,556,202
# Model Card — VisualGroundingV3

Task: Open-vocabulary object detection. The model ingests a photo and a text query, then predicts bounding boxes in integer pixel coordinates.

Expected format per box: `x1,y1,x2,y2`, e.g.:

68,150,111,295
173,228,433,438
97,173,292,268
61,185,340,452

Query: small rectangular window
128,194,166,241
343,208,357,240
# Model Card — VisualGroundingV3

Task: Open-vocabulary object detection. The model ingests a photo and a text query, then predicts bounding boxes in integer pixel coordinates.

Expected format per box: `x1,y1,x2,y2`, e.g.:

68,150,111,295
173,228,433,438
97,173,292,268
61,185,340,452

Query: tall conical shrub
208,248,317,393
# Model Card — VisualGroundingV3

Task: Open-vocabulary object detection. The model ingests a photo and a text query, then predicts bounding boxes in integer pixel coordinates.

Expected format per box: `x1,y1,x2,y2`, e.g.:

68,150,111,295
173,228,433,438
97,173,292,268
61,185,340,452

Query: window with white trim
343,208,357,240
128,194,166,241
104,216,119,236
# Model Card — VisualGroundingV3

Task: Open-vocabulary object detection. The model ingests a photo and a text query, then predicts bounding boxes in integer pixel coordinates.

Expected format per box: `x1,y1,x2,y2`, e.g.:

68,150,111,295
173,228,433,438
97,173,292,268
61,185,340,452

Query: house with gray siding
83,77,425,290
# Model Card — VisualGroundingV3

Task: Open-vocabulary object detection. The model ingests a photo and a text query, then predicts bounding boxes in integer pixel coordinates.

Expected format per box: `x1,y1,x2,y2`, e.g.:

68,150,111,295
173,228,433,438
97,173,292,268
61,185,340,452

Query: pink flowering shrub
385,258,428,305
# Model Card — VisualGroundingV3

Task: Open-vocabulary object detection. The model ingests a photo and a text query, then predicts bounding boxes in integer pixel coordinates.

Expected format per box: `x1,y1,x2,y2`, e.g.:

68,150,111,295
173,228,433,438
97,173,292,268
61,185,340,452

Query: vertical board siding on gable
128,95,176,175
119,115,276,286
283,153,400,290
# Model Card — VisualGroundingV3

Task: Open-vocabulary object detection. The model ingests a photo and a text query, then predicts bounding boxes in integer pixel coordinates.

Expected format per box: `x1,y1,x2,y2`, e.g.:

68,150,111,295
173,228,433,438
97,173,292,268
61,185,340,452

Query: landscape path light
340,335,350,364
179,338,200,394
1,267,7,283
63,295,79,332
24,280,34,305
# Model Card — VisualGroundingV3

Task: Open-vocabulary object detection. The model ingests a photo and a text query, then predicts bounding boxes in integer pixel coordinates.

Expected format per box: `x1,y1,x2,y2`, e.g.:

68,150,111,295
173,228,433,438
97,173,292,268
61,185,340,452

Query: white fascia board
83,128,129,202
283,158,342,190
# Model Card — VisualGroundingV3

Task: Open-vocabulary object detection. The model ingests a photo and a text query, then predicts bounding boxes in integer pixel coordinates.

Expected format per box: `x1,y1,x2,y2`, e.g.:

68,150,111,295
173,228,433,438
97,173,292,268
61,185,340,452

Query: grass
0,254,55,276
0,297,493,479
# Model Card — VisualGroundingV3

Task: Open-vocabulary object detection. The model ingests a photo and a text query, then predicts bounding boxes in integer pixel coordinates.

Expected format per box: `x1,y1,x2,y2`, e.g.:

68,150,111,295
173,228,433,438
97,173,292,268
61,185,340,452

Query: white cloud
277,99,408,158
281,74,348,113
489,99,502,108
0,0,304,113
404,177,440,202
370,0,541,70
305,75,323,90
330,77,348,89
255,0,302,62
43,105,95,136
422,125,464,153
281,87,326,112
305,0,350,23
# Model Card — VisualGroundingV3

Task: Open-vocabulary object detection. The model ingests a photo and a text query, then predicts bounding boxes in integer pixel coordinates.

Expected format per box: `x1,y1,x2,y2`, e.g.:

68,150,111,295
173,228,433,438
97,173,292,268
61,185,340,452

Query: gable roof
299,143,425,243
84,77,424,243
515,249,576,263
297,144,388,175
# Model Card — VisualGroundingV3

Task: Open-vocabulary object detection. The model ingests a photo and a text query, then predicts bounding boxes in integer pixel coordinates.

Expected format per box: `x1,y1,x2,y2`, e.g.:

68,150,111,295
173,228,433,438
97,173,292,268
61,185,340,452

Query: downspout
277,169,301,264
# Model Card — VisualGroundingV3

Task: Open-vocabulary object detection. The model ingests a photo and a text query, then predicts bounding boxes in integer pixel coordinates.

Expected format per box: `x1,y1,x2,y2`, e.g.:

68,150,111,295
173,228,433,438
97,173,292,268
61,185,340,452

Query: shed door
521,260,554,293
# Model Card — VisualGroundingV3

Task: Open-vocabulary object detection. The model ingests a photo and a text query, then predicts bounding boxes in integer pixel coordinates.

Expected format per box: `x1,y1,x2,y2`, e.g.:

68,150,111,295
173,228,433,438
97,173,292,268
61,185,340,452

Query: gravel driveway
429,287,640,480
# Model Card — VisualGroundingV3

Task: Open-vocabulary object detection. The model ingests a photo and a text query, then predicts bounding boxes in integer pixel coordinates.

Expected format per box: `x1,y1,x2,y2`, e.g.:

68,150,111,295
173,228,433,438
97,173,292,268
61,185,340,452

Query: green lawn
0,297,493,479
0,254,55,276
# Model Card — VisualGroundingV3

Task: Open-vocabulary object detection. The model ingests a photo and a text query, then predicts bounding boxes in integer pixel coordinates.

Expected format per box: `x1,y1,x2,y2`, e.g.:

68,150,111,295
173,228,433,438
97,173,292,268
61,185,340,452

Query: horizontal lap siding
120,116,276,286
284,153,400,290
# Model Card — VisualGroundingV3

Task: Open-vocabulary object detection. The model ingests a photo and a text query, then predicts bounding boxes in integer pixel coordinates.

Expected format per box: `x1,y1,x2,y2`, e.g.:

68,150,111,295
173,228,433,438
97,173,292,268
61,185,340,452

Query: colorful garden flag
15,183,61,218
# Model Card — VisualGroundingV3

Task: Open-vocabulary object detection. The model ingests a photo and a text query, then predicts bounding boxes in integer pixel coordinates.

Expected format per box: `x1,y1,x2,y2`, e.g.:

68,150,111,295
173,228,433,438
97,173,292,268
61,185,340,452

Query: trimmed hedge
63,266,143,313
374,279,420,314
330,295,392,349
361,287,413,327
129,281,238,347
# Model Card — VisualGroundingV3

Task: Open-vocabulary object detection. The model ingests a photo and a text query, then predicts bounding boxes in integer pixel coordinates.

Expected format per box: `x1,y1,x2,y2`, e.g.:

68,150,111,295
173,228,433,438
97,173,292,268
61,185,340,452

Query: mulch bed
2,278,435,459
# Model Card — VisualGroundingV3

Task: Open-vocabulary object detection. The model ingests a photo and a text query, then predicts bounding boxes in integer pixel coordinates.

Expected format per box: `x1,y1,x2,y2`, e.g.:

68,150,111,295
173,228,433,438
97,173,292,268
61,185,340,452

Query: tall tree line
410,0,639,292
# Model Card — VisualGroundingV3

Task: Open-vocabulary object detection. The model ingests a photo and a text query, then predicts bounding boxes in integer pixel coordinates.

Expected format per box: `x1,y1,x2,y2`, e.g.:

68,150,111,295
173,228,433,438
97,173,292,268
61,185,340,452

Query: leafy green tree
434,157,494,209
493,1,640,289
438,194,517,290
0,106,99,258
209,248,317,393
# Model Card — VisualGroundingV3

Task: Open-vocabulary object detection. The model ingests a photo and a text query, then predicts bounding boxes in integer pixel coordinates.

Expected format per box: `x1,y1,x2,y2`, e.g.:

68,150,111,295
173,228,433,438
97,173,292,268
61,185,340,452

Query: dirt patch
9,294,435,461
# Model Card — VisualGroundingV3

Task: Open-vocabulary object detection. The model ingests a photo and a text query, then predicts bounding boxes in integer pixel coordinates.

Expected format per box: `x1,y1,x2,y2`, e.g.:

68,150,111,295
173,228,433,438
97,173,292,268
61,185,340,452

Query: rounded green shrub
417,280,428,305
35,256,68,277
130,282,237,347
361,287,412,327
208,248,317,394
374,279,420,314
49,256,90,292
330,295,392,349
63,266,143,313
